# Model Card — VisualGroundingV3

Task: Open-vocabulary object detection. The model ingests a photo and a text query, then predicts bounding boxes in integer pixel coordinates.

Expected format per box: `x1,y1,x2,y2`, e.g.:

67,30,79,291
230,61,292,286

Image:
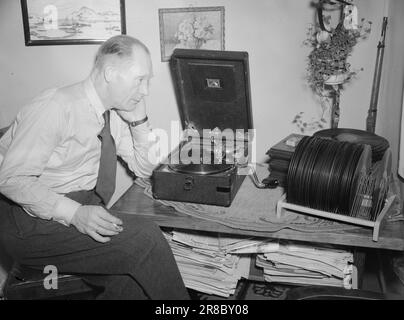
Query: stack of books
265,134,304,187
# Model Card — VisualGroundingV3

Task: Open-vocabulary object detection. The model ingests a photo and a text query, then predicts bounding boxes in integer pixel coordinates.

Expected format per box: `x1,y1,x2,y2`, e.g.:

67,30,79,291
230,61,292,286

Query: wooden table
111,183,404,252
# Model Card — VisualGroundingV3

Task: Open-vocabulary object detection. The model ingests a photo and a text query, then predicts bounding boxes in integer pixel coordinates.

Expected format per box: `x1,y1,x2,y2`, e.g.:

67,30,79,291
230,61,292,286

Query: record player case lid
170,49,253,138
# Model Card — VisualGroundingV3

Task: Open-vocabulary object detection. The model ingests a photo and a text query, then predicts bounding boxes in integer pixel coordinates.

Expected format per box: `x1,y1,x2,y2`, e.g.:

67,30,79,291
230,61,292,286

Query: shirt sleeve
0,91,81,226
115,119,161,178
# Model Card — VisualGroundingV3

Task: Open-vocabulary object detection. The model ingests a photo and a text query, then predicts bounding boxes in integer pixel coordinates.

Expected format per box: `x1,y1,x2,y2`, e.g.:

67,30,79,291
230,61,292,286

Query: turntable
167,139,234,175
151,49,254,207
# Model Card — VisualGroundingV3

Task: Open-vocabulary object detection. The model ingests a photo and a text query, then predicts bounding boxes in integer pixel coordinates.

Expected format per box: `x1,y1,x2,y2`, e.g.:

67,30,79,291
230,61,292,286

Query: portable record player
151,48,254,206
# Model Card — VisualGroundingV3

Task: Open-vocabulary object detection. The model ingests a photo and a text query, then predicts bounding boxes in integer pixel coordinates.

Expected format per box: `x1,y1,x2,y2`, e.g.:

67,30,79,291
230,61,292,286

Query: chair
3,263,96,300
0,127,96,299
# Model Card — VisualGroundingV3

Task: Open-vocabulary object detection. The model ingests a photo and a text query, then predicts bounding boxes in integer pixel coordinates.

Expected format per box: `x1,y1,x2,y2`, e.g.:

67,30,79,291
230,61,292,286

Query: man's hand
116,98,147,124
71,205,123,243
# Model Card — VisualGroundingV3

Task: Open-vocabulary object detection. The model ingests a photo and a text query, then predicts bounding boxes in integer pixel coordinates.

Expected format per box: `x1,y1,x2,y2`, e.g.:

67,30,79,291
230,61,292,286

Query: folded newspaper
254,243,354,289
164,231,355,297
163,231,252,297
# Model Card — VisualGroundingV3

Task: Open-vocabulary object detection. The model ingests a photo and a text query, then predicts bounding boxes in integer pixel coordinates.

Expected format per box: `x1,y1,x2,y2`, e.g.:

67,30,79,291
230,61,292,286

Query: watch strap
129,116,148,127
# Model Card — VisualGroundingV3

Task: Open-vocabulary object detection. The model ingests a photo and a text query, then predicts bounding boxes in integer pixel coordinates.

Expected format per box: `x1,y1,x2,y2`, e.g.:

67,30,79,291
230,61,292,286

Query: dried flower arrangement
293,2,372,134
306,17,372,95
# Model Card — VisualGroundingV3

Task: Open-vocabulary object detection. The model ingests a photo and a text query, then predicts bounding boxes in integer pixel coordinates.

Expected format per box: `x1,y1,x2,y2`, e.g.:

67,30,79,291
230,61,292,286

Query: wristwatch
129,116,148,127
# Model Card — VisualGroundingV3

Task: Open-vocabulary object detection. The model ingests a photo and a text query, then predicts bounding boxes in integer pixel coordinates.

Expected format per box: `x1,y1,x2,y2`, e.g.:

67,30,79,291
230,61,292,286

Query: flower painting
159,7,225,62
21,0,126,45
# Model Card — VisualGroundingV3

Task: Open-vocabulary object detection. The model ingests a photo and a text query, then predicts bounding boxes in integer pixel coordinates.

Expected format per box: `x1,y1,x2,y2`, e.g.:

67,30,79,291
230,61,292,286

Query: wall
0,0,399,205
378,0,404,178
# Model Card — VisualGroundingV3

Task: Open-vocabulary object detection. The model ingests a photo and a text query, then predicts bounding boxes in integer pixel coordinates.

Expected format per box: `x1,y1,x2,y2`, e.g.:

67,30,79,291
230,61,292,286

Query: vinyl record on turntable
168,163,233,175
169,143,234,175
313,128,389,162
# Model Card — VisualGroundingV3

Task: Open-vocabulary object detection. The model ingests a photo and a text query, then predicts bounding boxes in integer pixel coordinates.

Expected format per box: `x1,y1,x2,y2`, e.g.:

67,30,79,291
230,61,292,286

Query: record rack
276,135,394,242
276,193,395,242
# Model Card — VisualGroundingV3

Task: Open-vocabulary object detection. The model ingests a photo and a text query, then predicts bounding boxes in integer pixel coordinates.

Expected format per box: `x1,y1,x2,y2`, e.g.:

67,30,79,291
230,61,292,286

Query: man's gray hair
94,35,149,69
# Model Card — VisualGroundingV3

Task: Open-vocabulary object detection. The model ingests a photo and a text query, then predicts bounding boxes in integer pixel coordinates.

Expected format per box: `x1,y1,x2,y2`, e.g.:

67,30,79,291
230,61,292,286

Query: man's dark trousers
0,190,189,299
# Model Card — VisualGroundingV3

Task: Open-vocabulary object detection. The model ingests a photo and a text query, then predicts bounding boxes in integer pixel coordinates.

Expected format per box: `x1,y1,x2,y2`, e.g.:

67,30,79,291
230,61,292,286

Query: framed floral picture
21,0,126,46
158,6,225,62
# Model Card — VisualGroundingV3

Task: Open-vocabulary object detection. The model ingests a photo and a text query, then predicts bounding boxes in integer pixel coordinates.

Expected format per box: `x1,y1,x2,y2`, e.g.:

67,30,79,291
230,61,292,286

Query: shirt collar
83,77,107,125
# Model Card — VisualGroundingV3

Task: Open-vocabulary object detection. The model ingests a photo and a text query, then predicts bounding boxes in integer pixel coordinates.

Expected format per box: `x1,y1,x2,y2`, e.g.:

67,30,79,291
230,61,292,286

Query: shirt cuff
53,196,82,226
130,121,152,144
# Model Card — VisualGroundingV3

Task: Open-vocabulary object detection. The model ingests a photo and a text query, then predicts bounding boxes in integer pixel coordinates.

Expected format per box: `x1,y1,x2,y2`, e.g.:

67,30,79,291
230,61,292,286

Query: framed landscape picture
158,6,225,62
21,0,126,46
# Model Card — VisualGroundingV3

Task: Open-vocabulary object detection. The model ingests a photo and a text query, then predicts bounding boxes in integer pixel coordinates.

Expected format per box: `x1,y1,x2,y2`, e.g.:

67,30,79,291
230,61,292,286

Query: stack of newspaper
163,231,253,297
252,242,354,289
164,231,355,295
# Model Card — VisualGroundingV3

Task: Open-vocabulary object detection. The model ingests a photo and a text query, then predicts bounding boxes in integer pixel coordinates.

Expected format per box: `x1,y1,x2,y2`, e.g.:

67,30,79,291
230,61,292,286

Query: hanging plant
306,19,372,94
293,1,372,134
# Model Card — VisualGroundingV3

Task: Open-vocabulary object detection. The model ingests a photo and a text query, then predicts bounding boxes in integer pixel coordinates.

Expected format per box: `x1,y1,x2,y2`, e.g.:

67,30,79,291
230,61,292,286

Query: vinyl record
324,140,343,212
370,148,392,220
335,143,355,215
331,142,350,213
286,135,311,204
313,138,331,211
168,163,233,175
344,145,363,215
314,128,389,162
348,144,372,215
286,136,372,218
309,138,329,209
171,140,234,175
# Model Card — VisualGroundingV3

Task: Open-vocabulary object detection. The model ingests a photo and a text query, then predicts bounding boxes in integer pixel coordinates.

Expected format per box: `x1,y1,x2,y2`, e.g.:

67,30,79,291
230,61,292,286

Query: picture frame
20,0,126,46
158,6,225,62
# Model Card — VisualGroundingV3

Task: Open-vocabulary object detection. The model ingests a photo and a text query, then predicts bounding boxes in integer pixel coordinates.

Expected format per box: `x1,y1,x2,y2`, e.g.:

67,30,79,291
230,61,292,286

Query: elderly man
0,35,189,300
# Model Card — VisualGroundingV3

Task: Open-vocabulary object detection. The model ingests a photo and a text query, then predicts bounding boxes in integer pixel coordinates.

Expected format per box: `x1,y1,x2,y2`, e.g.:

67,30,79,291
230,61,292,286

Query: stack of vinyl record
265,134,304,187
266,130,388,190
313,128,389,163
286,135,372,216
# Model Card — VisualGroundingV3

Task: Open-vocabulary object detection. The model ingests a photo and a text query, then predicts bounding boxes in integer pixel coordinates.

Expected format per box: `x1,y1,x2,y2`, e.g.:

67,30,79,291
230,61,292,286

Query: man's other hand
71,205,123,243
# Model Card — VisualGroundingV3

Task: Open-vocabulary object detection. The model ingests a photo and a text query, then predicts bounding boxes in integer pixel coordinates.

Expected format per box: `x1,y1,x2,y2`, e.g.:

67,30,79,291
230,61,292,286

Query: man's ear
103,65,116,83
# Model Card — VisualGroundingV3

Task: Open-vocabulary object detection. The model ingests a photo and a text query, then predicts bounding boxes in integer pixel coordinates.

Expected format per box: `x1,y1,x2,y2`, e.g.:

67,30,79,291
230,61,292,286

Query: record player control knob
183,176,195,191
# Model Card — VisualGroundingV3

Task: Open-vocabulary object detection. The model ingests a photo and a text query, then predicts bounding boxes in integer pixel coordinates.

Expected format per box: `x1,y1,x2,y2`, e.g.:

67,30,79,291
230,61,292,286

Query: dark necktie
95,110,117,205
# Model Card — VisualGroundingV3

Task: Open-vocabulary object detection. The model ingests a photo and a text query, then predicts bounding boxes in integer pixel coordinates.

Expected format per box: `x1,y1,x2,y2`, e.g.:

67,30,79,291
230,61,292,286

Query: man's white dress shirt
0,78,158,226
